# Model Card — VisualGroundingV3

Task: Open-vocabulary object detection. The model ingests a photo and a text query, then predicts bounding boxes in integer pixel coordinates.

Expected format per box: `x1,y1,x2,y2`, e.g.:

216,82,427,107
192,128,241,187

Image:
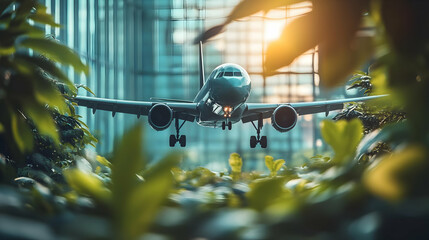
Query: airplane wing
72,96,198,121
241,95,386,123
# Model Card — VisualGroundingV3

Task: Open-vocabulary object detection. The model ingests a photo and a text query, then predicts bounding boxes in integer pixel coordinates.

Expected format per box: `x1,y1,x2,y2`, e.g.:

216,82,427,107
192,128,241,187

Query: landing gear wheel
250,114,269,148
222,121,226,130
260,136,267,148
179,135,186,147
250,136,257,148
170,118,187,147
169,135,176,147
228,121,232,130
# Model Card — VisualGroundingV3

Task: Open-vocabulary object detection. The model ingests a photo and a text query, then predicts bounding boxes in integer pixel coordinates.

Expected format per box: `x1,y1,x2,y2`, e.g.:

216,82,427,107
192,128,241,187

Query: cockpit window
233,72,242,76
216,72,224,78
224,72,233,76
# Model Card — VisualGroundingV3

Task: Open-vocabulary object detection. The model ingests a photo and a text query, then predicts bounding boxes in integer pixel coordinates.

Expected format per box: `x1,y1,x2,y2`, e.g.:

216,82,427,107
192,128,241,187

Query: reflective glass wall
42,0,354,170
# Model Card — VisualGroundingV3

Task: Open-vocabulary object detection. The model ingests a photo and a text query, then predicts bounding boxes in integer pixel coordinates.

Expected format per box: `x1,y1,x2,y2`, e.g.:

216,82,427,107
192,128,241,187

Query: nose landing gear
169,117,186,147
222,120,232,130
250,114,267,148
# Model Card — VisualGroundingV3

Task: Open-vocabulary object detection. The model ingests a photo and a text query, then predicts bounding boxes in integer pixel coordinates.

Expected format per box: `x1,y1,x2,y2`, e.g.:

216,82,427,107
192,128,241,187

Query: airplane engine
148,104,173,131
271,105,298,132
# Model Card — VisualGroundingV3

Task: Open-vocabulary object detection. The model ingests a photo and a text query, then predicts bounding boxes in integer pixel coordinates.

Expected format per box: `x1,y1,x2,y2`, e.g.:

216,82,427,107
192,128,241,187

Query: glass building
40,0,356,171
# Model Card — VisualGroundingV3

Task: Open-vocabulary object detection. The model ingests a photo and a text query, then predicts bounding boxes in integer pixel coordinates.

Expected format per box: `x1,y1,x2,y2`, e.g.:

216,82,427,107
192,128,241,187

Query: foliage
264,155,285,176
321,118,363,163
0,0,96,188
0,0,89,164
228,153,242,180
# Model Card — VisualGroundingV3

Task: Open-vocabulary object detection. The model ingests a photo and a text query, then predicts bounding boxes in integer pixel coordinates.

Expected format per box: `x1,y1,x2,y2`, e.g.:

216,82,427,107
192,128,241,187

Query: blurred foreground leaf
228,153,242,181
321,119,363,163
247,177,287,211
364,145,428,202
64,168,111,203
265,155,285,176
111,124,178,239
19,38,89,75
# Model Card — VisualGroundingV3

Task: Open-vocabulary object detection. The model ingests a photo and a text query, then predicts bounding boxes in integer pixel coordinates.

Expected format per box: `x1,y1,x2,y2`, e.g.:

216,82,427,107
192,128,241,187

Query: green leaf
64,168,111,202
19,38,89,74
124,158,176,238
273,159,285,172
23,103,59,144
29,6,61,27
229,153,242,173
96,155,112,168
264,155,274,172
111,124,145,236
9,22,45,38
10,110,33,152
111,124,178,239
31,75,70,114
0,45,15,55
15,0,36,19
246,177,287,211
77,84,95,96
0,122,3,133
320,119,363,163
319,37,374,87
364,145,428,203
111,124,144,198
356,121,409,161
15,54,77,94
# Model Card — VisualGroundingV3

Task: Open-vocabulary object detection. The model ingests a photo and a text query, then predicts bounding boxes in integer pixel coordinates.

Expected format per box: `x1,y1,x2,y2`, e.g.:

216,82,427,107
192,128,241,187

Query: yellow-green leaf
96,155,112,168
10,111,33,152
0,122,3,133
77,84,96,96
29,7,61,27
273,159,285,172
15,54,77,94
247,177,287,211
23,104,59,144
64,168,110,202
319,36,374,87
19,38,89,75
320,119,363,163
229,153,243,173
364,145,427,203
124,171,173,239
265,155,274,172
0,45,15,55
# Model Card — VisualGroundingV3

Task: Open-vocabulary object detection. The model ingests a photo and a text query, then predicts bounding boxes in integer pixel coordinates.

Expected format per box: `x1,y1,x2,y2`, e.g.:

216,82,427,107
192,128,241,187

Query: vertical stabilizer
199,41,205,89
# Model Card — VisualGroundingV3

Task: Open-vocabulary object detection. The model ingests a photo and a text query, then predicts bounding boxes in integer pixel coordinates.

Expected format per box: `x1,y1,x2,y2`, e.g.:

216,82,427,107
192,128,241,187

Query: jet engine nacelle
271,105,298,132
148,104,173,131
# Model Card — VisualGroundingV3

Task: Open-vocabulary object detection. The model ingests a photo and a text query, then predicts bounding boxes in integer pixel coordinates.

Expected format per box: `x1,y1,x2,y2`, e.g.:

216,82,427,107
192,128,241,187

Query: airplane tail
199,41,205,89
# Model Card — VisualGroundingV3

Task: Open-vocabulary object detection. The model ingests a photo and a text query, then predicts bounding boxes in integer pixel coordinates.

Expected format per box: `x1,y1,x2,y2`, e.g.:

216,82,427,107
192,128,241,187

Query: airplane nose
211,77,249,106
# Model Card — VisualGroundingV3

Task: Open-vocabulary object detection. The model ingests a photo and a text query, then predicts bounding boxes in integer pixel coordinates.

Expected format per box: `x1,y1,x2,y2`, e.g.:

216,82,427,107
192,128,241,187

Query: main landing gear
221,120,232,130
250,114,267,148
169,117,186,147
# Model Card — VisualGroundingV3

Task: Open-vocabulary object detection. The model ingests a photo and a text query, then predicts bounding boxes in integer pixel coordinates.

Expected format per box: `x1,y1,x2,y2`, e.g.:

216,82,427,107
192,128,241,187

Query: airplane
73,42,385,148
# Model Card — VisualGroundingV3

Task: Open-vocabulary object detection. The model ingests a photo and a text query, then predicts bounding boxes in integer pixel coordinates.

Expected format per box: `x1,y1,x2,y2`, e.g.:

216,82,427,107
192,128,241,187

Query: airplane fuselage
193,63,251,127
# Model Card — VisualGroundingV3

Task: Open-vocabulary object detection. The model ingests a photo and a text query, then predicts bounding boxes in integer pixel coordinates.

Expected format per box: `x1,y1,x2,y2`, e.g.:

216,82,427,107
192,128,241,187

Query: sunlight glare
264,20,285,42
